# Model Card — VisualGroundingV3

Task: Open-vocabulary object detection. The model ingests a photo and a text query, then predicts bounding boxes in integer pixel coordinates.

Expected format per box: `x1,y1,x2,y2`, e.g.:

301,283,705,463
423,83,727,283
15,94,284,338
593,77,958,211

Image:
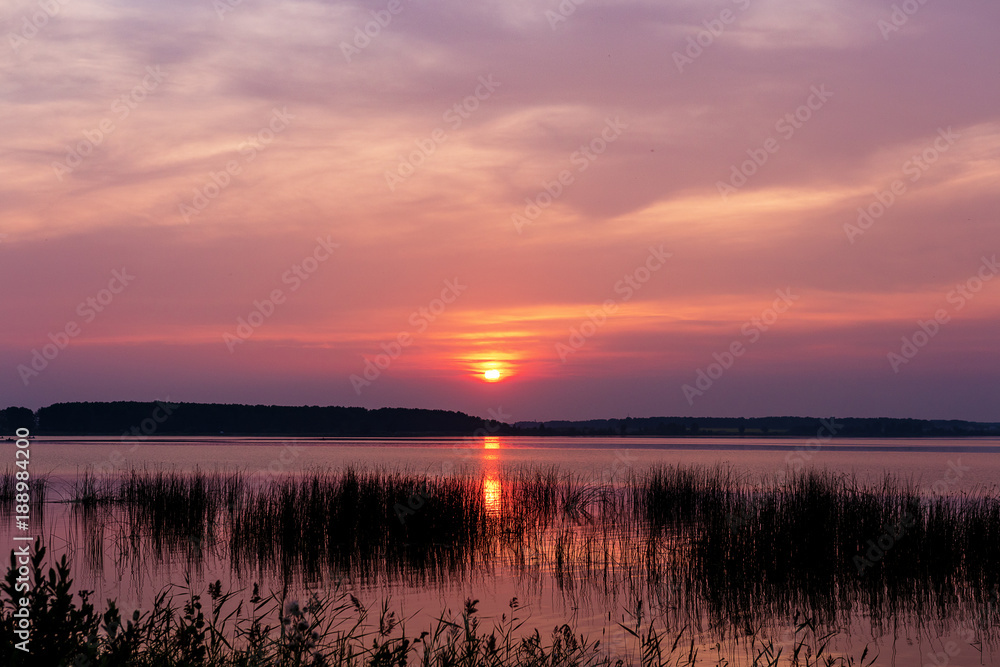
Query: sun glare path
483,474,501,515
482,438,501,514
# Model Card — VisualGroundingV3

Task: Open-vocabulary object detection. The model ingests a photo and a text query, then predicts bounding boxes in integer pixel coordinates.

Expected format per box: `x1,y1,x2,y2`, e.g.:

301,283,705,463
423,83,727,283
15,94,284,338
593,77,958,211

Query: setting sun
484,369,501,381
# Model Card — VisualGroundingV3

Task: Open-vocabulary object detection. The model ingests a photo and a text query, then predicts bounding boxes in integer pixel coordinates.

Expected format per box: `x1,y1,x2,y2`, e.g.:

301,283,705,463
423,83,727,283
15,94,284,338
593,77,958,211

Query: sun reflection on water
482,437,501,514
483,474,501,515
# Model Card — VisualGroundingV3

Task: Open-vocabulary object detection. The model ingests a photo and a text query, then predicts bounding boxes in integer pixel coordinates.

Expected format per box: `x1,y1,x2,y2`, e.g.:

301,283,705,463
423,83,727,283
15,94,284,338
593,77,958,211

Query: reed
0,466,48,509
65,464,1000,638
0,540,886,667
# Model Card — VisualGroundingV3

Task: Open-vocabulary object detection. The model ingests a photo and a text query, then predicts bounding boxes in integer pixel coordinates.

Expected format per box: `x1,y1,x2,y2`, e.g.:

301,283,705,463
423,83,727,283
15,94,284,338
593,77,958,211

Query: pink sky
2,0,999,422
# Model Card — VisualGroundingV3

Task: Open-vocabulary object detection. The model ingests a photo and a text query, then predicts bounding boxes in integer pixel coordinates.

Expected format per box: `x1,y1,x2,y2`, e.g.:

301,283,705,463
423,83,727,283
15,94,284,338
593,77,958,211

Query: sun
483,369,501,381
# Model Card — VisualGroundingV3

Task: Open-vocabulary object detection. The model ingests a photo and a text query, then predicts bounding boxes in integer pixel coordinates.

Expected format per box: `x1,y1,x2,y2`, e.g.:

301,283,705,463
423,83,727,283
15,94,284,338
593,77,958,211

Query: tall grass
230,468,499,583
636,466,1000,632
0,467,47,526
0,467,48,507
66,464,1000,640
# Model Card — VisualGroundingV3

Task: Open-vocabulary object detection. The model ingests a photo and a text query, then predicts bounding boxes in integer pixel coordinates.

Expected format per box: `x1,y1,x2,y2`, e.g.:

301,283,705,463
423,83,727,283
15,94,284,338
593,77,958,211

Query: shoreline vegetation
1,542,887,667
2,465,998,661
3,402,1000,437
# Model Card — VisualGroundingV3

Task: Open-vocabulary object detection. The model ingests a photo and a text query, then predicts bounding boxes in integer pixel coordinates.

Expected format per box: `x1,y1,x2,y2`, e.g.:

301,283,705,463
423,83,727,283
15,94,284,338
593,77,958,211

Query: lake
5,435,1000,665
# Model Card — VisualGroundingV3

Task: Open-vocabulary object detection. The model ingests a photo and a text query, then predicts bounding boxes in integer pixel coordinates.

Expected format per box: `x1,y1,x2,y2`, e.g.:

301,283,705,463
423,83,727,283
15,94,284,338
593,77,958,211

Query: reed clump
67,464,1000,636
0,467,48,512
637,466,1000,630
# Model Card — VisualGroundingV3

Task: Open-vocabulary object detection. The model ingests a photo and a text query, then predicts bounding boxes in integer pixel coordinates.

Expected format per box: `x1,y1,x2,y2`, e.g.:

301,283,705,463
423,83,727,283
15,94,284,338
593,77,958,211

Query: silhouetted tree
0,407,35,434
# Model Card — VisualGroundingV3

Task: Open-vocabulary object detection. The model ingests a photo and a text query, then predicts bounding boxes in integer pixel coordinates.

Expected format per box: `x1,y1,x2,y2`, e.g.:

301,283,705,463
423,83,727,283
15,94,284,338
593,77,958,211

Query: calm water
6,436,1000,665
23,434,1000,488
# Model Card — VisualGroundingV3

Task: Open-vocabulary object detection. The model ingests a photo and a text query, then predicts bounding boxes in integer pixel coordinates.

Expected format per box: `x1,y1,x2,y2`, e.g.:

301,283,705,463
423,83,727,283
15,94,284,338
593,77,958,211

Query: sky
1,0,999,423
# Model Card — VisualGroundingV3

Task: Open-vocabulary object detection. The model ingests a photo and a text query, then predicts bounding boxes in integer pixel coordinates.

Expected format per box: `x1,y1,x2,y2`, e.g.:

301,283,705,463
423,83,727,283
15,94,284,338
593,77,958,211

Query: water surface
6,436,999,665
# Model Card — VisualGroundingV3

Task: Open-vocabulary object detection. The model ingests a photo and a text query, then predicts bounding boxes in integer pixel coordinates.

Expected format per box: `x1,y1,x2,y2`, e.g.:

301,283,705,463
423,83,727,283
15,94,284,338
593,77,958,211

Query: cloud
3,0,999,418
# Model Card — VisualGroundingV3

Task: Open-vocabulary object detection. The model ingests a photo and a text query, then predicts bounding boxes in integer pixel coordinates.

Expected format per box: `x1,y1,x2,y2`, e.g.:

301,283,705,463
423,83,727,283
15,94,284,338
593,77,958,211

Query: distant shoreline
2,401,998,439
3,433,1000,452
